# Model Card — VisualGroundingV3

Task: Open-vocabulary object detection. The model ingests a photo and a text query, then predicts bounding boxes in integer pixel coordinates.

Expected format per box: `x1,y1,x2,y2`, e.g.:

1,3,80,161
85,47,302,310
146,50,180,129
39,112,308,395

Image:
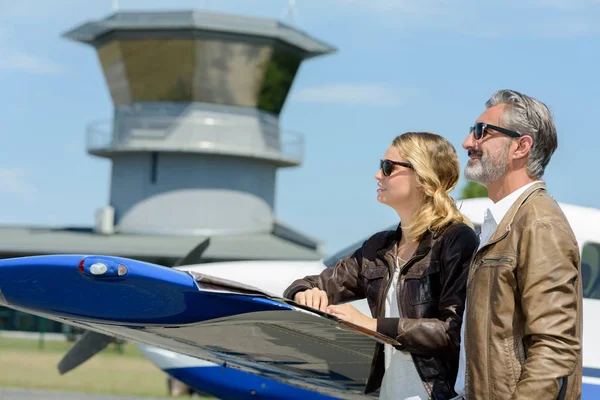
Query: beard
464,141,511,185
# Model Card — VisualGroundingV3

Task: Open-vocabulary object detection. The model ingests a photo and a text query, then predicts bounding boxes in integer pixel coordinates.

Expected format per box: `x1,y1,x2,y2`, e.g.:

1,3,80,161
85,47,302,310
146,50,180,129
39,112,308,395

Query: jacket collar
486,181,547,245
377,223,433,259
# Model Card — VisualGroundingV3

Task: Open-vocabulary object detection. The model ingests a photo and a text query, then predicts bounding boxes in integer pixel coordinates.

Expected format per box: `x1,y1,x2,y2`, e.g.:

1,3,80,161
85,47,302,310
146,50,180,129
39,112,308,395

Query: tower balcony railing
86,117,305,166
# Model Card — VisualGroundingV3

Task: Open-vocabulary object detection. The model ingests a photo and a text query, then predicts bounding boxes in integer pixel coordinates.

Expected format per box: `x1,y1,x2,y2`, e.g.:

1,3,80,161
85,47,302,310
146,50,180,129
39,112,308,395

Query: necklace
396,240,416,264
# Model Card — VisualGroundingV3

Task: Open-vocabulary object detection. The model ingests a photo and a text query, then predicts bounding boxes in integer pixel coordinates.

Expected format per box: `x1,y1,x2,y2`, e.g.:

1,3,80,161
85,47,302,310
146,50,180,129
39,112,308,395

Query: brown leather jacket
465,182,582,399
283,222,479,399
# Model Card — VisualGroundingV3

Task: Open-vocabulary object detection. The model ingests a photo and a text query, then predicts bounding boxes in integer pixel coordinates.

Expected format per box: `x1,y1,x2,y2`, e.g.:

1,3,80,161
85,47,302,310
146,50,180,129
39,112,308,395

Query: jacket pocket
504,334,525,392
360,266,388,306
479,256,514,267
470,257,514,286
404,261,440,306
361,265,388,280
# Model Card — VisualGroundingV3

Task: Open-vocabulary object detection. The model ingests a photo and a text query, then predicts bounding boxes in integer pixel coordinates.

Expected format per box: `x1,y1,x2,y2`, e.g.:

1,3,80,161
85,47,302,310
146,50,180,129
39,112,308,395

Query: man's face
463,104,513,186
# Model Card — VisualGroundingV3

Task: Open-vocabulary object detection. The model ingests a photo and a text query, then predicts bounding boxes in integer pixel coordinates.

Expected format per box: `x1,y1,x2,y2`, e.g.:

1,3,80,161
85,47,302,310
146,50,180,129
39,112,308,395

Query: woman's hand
326,303,377,332
294,288,329,312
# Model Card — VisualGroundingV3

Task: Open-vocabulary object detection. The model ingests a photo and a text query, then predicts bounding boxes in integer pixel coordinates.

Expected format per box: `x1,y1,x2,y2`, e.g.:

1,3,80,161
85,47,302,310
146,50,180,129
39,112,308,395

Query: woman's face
375,146,422,211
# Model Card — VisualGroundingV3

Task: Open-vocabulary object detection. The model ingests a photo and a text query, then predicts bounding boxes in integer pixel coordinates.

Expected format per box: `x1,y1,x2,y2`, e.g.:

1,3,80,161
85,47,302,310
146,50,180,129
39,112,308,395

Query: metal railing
86,117,305,163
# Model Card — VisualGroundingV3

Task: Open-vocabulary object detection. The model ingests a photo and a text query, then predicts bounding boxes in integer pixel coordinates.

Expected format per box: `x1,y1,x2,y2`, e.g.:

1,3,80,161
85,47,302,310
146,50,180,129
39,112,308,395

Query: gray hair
485,89,558,179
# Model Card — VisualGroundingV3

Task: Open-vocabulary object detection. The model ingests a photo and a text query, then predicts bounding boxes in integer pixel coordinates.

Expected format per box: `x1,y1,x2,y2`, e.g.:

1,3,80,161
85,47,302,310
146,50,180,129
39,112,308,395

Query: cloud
327,0,600,37
0,25,65,75
530,0,600,9
290,83,408,107
63,141,82,155
0,49,66,75
0,0,83,20
0,168,37,198
329,0,446,14
533,0,576,8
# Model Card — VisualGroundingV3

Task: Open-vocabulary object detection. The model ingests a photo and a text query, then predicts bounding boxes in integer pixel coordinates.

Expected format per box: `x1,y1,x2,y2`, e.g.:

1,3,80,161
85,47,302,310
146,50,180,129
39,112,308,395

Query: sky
1,0,599,256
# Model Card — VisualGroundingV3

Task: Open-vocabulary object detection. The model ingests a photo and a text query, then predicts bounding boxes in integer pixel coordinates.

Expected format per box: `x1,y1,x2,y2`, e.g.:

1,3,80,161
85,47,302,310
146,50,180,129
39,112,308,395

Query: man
453,89,582,399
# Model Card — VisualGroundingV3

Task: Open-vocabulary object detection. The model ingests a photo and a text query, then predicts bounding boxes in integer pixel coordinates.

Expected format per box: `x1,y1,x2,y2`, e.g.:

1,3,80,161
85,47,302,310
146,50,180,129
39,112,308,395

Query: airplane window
582,242,600,299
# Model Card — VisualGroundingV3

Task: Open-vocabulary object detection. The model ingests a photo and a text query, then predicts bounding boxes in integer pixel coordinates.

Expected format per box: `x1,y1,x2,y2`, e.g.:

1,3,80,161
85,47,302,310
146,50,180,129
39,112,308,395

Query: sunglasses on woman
470,122,522,140
380,159,413,177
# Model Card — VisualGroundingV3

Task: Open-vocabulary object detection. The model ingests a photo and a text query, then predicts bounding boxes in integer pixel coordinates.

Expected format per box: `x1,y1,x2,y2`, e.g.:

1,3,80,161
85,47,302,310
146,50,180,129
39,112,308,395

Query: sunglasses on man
470,122,522,140
380,159,413,177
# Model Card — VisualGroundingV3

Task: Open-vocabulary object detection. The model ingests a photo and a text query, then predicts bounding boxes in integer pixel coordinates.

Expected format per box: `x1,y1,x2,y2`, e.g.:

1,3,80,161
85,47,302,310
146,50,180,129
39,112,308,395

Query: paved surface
0,388,180,400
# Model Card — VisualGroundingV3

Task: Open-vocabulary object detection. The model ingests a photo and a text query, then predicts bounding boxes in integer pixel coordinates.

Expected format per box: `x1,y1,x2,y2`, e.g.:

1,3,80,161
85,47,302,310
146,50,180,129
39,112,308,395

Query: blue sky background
1,0,599,255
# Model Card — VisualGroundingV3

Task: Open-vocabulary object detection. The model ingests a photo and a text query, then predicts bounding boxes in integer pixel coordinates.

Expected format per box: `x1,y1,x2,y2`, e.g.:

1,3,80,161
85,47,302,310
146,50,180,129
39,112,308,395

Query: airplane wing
54,238,213,375
0,254,428,400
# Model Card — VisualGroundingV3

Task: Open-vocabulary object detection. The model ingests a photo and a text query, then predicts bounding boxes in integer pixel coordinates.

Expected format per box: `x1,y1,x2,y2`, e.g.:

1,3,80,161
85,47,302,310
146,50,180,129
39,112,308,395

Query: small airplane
0,198,598,399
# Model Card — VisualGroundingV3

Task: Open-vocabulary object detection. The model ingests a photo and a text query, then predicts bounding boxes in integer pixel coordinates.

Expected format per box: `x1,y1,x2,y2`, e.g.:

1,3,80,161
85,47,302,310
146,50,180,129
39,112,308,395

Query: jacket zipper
464,259,482,396
396,250,430,394
377,252,396,318
467,230,510,287
479,257,513,264
465,230,510,396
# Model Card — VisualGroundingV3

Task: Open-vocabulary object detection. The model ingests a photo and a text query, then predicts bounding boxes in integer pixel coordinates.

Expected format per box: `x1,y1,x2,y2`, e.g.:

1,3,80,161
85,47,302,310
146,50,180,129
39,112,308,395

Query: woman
283,132,479,399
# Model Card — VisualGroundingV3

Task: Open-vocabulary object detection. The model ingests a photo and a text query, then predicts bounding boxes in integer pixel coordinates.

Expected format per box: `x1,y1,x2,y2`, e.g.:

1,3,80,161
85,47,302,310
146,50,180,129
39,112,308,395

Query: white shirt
384,260,402,371
379,257,430,400
453,181,541,397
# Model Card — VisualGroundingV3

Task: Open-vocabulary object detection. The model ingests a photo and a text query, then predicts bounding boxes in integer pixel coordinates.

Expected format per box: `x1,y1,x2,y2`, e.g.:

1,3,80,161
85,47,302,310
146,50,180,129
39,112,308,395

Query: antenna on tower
282,0,297,24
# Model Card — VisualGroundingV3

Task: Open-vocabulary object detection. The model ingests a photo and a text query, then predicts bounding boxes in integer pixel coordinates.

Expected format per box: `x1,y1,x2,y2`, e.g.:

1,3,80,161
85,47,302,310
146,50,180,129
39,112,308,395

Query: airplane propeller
57,331,115,375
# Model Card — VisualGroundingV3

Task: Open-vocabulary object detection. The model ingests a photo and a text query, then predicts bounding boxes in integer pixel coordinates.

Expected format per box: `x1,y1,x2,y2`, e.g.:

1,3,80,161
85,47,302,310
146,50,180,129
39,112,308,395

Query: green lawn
0,337,173,397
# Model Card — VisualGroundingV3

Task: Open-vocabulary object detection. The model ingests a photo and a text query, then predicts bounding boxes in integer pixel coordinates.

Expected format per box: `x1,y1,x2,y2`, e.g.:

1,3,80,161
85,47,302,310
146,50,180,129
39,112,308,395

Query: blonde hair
392,132,472,241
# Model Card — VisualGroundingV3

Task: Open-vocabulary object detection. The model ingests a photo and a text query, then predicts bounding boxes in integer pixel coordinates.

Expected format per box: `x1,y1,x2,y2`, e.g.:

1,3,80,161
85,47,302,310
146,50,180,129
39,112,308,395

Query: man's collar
487,180,542,225
483,181,547,247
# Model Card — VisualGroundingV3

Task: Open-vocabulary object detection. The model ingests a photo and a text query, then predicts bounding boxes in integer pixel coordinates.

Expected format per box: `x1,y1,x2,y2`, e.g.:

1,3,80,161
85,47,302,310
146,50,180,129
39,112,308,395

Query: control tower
62,10,335,236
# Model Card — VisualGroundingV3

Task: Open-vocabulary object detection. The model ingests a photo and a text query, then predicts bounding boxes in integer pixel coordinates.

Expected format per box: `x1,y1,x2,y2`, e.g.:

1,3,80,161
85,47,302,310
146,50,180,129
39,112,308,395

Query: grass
0,337,173,397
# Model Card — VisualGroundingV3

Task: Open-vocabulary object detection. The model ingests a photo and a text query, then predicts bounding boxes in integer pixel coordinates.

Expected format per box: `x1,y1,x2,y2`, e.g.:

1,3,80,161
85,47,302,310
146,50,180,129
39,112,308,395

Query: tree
460,181,488,199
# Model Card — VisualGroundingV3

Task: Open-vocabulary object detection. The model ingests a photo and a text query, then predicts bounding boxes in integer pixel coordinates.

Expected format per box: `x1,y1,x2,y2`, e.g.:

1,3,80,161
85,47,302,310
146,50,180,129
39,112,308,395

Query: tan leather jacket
465,182,582,399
